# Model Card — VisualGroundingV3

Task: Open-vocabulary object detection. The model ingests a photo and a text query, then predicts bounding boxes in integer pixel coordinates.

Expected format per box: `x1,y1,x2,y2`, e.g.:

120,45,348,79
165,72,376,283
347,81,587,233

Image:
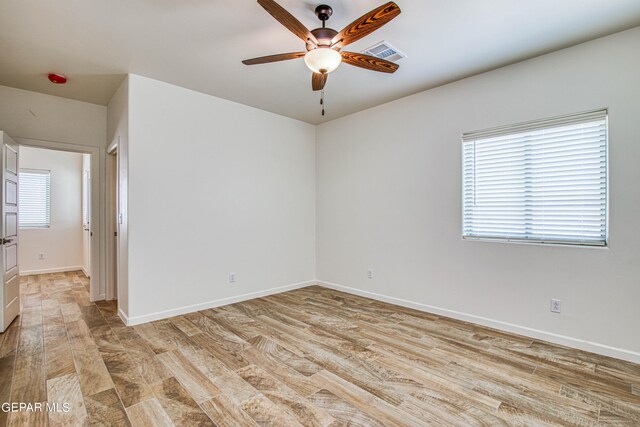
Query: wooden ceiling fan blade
341,52,399,73
242,52,306,65
331,2,400,48
312,73,328,91
257,0,318,46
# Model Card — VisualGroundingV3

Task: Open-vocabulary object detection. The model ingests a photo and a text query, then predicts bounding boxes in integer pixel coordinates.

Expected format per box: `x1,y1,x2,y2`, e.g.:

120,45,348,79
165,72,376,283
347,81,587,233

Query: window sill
462,236,608,249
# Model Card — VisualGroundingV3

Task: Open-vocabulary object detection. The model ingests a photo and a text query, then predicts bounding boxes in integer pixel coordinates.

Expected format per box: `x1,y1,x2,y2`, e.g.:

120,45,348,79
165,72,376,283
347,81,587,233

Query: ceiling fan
242,0,401,92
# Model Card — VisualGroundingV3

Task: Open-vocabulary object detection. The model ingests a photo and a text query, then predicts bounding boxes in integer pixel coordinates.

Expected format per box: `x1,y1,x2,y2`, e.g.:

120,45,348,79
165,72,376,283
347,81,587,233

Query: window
19,169,51,228
462,110,607,246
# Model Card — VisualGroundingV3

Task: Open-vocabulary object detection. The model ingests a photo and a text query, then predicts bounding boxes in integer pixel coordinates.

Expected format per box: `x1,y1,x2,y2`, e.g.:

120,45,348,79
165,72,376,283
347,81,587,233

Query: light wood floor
0,272,639,426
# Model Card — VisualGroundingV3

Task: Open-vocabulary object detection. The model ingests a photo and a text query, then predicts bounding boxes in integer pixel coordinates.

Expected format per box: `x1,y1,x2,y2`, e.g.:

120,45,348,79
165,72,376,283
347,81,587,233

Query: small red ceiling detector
48,73,67,84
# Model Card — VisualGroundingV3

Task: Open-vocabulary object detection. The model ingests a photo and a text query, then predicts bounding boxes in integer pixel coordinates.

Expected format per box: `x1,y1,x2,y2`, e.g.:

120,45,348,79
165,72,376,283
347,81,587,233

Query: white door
0,132,19,332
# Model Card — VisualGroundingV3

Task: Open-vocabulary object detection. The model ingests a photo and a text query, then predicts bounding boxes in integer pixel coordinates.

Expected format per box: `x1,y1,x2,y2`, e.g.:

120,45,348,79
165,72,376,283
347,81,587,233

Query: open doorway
18,147,92,288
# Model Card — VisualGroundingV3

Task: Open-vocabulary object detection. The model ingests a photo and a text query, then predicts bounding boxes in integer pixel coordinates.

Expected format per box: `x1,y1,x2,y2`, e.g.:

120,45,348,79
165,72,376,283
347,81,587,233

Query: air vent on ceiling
361,41,406,62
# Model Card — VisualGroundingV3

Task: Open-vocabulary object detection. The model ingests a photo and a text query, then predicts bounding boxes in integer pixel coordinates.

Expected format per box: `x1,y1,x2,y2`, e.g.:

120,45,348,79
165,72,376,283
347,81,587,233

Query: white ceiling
1,0,639,124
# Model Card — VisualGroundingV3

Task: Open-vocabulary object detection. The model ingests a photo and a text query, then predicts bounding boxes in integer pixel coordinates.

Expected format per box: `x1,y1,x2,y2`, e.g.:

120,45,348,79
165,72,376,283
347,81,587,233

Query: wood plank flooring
0,271,639,426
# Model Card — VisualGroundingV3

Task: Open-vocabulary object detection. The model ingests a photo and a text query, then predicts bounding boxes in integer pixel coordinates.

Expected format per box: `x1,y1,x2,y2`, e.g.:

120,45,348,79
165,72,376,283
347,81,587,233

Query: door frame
106,138,118,301
17,137,105,301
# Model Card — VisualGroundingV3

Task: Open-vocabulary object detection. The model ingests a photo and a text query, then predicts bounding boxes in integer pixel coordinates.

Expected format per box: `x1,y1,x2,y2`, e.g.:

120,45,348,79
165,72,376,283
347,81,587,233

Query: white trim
81,266,90,278
20,266,85,276
105,148,117,301
118,307,129,326
107,137,118,155
121,280,316,326
316,280,640,365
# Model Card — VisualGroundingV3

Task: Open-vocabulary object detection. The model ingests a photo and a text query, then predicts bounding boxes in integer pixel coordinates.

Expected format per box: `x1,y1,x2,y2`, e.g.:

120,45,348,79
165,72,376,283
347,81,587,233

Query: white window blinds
19,169,51,228
462,110,607,246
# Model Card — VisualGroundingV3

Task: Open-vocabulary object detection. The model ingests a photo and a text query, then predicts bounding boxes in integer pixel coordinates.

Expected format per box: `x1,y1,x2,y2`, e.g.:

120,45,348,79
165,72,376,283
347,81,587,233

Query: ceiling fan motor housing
308,27,338,49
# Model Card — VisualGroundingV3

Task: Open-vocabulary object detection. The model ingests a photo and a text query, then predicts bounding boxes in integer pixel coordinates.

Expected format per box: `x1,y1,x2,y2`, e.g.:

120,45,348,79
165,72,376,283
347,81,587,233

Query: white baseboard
317,280,640,365
81,266,90,278
121,280,316,326
118,307,129,326
20,266,85,276
89,293,105,303
112,277,640,364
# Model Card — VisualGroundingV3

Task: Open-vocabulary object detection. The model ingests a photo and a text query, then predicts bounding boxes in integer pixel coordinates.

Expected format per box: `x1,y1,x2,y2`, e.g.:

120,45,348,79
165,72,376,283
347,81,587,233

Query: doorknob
1,238,13,245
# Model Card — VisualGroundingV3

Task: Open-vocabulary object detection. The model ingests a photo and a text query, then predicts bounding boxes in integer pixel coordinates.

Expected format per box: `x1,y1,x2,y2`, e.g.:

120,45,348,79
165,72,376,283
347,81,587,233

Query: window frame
18,168,52,229
461,110,609,248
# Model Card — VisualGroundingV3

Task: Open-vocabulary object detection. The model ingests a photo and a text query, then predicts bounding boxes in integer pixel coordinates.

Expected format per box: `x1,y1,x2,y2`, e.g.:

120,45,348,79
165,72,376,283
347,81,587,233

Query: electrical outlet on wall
367,269,374,279
228,272,236,284
38,252,45,260
550,299,562,314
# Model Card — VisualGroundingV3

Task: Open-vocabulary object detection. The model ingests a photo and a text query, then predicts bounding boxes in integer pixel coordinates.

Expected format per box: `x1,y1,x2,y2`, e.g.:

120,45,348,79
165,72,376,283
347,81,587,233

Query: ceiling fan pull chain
321,89,325,116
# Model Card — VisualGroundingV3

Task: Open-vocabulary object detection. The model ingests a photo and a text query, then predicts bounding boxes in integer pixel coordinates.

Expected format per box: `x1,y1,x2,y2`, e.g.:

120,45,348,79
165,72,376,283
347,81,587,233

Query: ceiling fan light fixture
304,48,341,74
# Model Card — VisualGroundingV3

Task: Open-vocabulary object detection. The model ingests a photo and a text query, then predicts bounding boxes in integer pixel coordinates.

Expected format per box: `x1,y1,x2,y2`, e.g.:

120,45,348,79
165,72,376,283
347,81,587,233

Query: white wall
0,84,107,299
316,27,640,363
19,147,84,274
0,85,106,148
122,75,316,323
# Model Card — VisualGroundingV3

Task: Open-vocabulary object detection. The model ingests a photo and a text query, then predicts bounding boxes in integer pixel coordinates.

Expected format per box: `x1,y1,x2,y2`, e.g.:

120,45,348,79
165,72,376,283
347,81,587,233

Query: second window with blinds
19,169,52,228
462,110,608,246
